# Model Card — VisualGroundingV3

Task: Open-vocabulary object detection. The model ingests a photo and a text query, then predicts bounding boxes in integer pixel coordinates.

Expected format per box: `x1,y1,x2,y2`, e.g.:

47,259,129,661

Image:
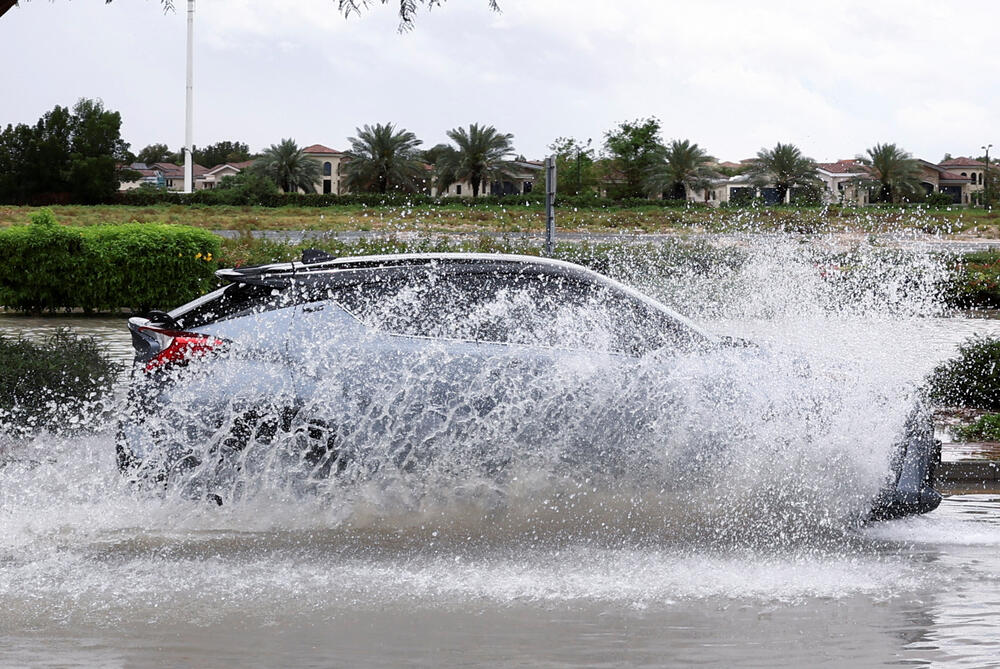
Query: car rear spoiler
214,249,339,288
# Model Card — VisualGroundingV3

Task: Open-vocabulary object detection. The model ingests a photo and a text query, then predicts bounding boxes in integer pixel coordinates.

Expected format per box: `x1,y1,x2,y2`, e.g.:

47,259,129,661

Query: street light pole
183,0,195,194
983,144,993,210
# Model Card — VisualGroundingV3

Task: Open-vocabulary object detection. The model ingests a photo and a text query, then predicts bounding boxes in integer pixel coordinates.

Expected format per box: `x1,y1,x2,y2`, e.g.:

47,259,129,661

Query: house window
523,181,533,193
167,179,174,187
323,179,332,194
456,184,462,195
323,161,332,177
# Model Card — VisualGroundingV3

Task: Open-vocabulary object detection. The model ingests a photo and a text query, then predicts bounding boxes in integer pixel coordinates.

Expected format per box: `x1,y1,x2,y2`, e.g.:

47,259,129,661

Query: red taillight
139,326,228,372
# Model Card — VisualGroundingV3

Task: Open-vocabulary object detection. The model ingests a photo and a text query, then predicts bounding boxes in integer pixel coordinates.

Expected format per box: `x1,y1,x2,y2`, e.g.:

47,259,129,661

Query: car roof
215,252,715,342
215,252,587,282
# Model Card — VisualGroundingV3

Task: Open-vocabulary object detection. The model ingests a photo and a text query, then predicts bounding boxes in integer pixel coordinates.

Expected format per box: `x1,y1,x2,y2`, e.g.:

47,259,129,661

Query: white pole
183,0,194,194
545,155,556,255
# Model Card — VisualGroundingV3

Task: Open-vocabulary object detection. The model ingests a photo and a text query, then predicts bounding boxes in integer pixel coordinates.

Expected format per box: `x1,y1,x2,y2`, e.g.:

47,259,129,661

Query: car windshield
328,269,702,356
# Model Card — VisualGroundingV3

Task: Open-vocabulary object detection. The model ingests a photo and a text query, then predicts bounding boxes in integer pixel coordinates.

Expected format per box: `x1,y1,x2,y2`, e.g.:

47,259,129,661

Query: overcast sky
3,0,999,163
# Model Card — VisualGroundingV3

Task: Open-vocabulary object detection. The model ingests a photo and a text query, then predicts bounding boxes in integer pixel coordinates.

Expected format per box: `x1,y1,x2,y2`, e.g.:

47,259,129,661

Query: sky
2,0,999,164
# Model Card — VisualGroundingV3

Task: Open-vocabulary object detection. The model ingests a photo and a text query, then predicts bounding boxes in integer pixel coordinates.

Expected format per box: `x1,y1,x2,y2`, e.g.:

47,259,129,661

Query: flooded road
5,242,1000,668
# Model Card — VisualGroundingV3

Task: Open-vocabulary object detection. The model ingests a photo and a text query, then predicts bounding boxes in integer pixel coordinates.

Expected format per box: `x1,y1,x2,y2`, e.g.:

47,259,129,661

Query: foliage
343,122,426,193
440,123,516,197
0,208,219,313
0,329,121,432
194,140,252,168
747,142,819,204
644,139,715,200
0,98,131,204
548,137,596,195
925,191,955,207
254,138,322,193
927,335,1000,409
601,117,665,198
953,413,1000,442
134,142,178,166
214,169,280,204
336,0,500,31
948,250,1000,308
857,143,923,204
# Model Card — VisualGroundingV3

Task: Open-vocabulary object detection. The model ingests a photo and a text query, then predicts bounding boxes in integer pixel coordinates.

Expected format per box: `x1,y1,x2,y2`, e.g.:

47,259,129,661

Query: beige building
939,157,986,204
816,160,870,205
432,160,543,197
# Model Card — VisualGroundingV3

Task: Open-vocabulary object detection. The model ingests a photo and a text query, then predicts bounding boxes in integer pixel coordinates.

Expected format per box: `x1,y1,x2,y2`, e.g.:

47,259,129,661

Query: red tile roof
151,162,208,177
301,144,342,155
940,157,986,168
817,159,867,174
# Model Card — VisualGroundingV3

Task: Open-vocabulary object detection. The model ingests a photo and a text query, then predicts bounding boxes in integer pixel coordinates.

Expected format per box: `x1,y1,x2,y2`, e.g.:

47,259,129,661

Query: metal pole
983,144,992,210
545,155,556,256
183,0,195,194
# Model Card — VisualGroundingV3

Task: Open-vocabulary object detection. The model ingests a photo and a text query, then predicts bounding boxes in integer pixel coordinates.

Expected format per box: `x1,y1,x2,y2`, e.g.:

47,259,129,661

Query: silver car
117,252,941,520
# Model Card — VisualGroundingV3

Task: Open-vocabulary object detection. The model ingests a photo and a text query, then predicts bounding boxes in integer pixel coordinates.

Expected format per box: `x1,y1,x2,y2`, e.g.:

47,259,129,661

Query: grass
2,203,999,237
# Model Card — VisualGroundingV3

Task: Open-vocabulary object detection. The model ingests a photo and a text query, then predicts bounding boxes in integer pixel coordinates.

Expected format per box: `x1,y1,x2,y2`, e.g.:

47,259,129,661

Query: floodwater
5,241,1000,668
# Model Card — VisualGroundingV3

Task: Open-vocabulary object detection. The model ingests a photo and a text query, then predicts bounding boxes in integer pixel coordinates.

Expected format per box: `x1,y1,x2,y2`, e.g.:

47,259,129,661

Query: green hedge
115,188,697,210
0,329,121,432
927,335,1000,409
0,209,220,313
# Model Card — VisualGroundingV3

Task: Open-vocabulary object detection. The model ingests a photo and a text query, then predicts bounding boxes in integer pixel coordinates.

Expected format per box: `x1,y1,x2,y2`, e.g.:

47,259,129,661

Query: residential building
917,160,971,204
939,157,986,204
816,159,870,205
198,160,255,189
301,144,348,194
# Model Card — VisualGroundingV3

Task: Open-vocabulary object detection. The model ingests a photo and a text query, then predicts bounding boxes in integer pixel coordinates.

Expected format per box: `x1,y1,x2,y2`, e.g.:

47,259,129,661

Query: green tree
747,142,819,204
602,117,665,199
253,138,321,193
644,139,715,200
548,137,595,196
135,143,178,166
857,143,923,203
343,123,425,193
194,140,252,167
440,123,515,198
0,98,130,204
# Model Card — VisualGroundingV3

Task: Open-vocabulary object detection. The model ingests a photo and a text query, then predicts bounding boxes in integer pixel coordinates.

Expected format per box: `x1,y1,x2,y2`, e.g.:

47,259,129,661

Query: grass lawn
2,203,1000,237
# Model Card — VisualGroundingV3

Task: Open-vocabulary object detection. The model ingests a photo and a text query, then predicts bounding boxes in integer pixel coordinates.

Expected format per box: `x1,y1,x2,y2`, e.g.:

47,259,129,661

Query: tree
440,123,515,198
602,118,665,199
0,97,130,204
548,137,595,196
342,123,424,193
194,140,251,168
857,143,923,203
747,142,820,204
337,0,500,31
135,143,177,166
253,138,321,193
4,1,500,26
644,139,715,200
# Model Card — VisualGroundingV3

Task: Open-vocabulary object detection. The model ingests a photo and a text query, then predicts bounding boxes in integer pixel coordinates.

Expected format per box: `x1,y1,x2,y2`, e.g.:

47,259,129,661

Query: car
117,251,941,520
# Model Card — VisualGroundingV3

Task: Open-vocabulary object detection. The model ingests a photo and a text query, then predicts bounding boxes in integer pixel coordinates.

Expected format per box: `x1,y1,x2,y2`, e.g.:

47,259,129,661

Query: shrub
0,329,121,432
949,250,1000,308
953,413,1000,441
925,192,957,208
0,208,220,313
927,335,1000,409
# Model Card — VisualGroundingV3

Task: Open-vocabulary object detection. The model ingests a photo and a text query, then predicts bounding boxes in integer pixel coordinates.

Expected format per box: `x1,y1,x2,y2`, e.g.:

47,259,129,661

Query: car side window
320,269,697,356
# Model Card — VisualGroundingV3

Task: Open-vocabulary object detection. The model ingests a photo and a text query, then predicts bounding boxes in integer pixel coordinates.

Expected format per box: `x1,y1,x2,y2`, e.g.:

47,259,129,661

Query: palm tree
441,123,515,197
254,138,321,193
343,123,425,193
857,143,924,203
748,142,820,203
644,139,715,200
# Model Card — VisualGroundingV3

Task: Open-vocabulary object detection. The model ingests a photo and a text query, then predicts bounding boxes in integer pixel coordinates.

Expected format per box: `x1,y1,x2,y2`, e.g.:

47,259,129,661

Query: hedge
0,209,220,313
0,329,120,432
114,188,698,210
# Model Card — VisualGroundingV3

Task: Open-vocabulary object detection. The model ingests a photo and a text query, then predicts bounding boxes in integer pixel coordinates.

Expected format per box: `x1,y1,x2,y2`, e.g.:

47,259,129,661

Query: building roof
150,161,208,177
205,160,256,176
301,144,343,155
816,159,868,174
940,157,986,168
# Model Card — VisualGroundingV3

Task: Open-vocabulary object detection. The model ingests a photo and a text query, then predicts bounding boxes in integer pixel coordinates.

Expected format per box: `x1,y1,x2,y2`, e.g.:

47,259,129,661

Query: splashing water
3,234,995,667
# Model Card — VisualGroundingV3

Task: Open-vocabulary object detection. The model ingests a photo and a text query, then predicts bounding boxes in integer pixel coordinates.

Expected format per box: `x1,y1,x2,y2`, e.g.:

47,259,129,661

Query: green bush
953,413,1000,441
0,329,121,432
927,335,1000,409
948,250,1000,308
925,192,957,208
0,208,220,313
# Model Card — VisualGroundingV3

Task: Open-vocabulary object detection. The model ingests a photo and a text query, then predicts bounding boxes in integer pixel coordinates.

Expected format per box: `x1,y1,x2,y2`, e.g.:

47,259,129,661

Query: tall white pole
183,0,194,193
